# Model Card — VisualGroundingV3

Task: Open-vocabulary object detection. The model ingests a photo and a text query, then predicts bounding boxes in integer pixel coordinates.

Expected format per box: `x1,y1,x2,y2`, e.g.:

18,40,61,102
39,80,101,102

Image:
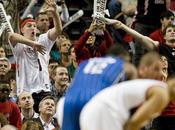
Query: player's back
62,56,125,130
79,79,168,130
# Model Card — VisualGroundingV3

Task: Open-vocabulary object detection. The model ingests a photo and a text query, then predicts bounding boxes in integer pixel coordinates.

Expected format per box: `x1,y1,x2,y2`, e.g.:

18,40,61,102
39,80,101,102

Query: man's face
161,16,174,28
39,99,55,116
0,83,11,102
139,60,163,80
21,22,37,40
164,27,175,43
54,67,69,87
0,60,9,76
36,14,49,32
0,48,6,58
18,92,34,109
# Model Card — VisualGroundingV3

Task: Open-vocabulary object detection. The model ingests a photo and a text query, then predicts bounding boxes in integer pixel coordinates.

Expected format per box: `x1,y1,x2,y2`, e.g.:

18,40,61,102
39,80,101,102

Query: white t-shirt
80,79,167,130
11,32,54,95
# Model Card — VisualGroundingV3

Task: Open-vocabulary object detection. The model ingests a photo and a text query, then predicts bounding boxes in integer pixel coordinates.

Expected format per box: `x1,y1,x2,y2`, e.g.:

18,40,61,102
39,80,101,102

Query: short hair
106,44,130,61
52,65,69,79
160,10,174,20
36,12,48,20
0,57,11,70
53,64,63,72
163,24,175,36
18,91,33,102
39,96,56,108
139,51,160,67
37,12,47,16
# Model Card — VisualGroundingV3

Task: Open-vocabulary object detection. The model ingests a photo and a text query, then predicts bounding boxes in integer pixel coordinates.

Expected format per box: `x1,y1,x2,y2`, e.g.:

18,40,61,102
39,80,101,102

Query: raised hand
96,23,106,31
88,20,98,32
102,17,123,29
44,0,57,14
33,43,46,55
45,0,56,6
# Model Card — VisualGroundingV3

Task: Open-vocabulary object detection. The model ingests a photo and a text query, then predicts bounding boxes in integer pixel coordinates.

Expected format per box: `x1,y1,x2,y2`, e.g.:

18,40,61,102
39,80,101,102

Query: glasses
0,88,11,93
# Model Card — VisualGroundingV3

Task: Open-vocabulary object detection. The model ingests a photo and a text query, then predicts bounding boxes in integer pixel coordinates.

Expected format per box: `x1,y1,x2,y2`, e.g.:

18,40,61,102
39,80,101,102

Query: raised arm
75,21,97,53
99,17,159,50
60,0,69,22
166,0,171,9
124,87,169,130
45,0,63,41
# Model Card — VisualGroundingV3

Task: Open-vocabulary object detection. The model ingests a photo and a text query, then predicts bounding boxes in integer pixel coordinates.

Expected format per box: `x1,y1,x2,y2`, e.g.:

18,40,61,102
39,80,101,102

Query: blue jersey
62,56,125,130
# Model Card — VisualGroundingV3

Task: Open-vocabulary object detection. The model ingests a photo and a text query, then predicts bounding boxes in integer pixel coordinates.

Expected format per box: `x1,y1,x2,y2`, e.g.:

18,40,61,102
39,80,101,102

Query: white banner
93,0,108,35
0,3,14,33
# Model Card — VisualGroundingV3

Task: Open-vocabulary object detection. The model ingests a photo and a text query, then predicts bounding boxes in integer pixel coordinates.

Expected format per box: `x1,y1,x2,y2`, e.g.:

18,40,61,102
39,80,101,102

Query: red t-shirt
0,101,22,129
75,31,114,65
149,28,165,44
170,0,175,11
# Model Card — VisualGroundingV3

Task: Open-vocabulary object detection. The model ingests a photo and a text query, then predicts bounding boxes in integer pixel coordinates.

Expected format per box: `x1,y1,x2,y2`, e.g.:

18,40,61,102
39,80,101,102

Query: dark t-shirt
136,0,167,27
158,43,175,76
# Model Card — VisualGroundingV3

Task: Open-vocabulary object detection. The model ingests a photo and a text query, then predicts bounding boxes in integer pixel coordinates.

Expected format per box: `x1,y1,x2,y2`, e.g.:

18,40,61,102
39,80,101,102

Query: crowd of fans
0,0,175,130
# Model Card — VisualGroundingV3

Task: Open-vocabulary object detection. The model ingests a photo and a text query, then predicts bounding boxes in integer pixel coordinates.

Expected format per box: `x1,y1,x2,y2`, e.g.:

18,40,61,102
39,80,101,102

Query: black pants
32,91,51,113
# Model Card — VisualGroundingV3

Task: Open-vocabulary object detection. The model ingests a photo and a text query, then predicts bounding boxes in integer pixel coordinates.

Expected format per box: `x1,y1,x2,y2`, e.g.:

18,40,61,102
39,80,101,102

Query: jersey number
83,58,116,74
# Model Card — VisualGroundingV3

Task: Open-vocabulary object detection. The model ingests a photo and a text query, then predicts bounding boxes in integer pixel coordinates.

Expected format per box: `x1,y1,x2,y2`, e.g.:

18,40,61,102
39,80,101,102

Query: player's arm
124,86,169,130
46,0,62,41
60,0,69,22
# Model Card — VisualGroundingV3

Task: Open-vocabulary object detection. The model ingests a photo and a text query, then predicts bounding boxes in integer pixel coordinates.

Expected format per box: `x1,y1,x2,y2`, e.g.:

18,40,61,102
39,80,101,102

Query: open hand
44,0,57,14
87,20,98,32
33,43,46,55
